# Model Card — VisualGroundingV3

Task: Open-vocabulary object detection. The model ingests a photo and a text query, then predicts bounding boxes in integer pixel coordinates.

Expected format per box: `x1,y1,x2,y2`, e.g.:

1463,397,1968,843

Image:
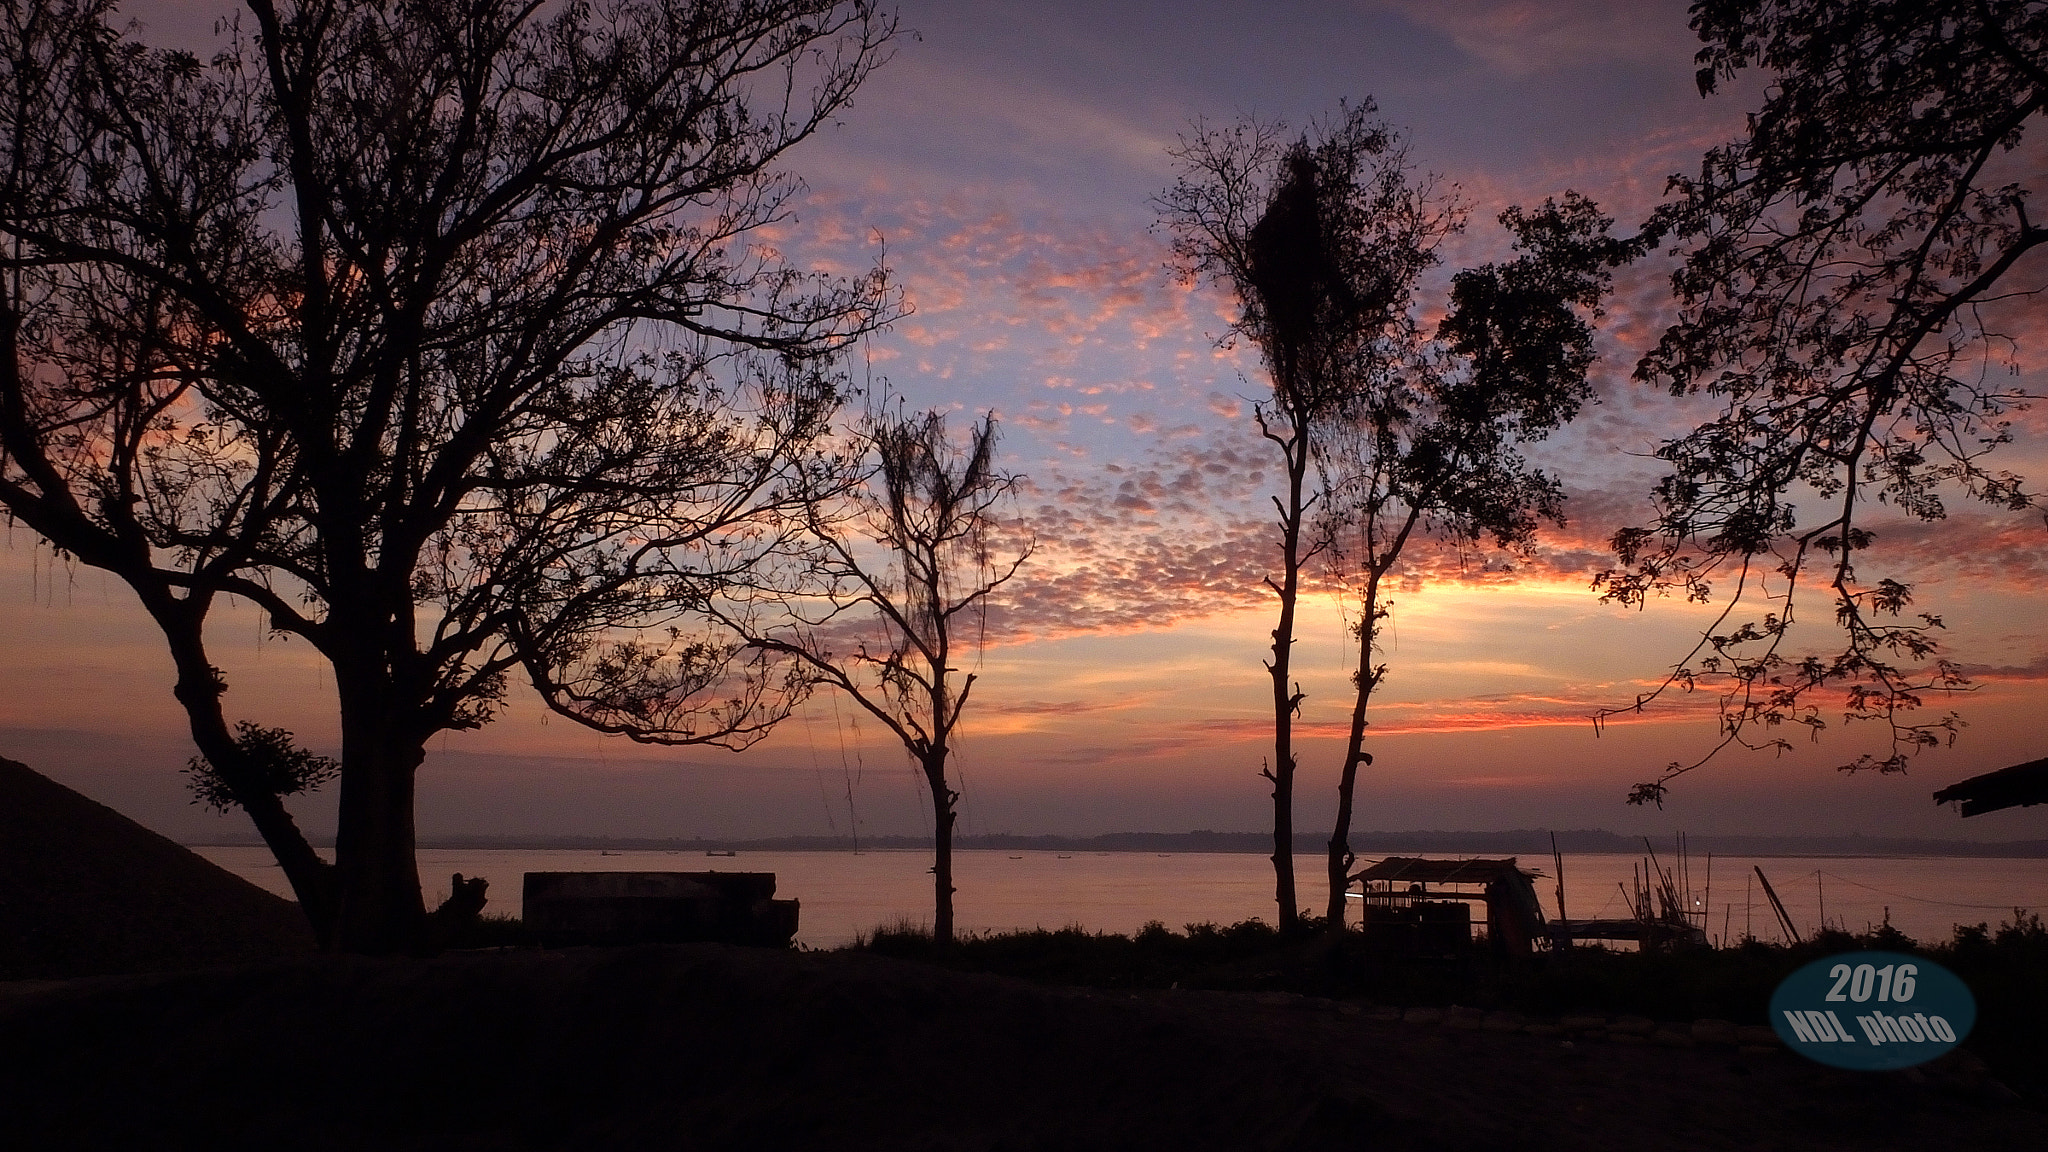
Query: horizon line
184,827,2048,857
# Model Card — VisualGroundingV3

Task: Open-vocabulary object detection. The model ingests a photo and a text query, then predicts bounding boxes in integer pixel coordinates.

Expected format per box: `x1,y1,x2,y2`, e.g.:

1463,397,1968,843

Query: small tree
1158,103,1425,931
729,409,1029,944
0,0,897,952
1598,0,2047,805
1317,193,1631,927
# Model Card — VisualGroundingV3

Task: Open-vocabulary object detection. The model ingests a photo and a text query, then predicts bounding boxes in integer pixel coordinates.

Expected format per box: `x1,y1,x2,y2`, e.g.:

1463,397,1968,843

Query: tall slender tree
725,408,1029,944
0,0,898,952
1159,104,1421,931
1599,0,2047,805
1317,194,1632,927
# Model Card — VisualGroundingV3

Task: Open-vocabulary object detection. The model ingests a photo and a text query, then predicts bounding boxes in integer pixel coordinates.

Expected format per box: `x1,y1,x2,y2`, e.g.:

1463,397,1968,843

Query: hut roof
1933,756,2048,817
1349,857,1535,885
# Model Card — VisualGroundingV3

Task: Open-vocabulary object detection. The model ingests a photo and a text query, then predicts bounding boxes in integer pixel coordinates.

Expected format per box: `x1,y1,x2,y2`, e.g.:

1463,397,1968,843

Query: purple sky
6,0,2048,845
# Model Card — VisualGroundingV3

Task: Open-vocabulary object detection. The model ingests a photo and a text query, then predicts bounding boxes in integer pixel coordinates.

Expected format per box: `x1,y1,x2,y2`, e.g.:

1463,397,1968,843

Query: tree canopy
0,0,898,951
1601,0,2048,805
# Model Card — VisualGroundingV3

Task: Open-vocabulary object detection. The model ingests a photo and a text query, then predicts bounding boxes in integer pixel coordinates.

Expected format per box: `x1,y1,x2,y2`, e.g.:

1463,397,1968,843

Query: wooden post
1702,852,1713,939
1678,833,1688,924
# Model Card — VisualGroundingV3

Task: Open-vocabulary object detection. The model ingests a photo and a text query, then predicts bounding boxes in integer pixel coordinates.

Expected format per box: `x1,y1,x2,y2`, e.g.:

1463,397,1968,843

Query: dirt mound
0,944,2037,1151
0,756,314,978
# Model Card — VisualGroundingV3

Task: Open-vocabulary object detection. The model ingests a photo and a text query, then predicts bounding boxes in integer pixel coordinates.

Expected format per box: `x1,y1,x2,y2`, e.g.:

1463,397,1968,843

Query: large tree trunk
924,753,957,945
1264,413,1311,933
331,670,428,954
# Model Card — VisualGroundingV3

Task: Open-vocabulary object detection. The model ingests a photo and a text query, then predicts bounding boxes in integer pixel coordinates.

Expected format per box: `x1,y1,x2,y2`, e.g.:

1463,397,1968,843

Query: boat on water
706,849,737,857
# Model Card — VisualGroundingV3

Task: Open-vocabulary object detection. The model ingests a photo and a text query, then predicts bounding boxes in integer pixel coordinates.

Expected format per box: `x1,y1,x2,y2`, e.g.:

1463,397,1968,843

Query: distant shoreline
183,828,2048,858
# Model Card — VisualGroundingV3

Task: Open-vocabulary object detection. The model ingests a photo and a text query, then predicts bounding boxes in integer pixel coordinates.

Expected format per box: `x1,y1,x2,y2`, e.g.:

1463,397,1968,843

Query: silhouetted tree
1317,193,1631,927
1598,0,2047,805
1159,104,1419,931
725,409,1029,945
0,0,897,952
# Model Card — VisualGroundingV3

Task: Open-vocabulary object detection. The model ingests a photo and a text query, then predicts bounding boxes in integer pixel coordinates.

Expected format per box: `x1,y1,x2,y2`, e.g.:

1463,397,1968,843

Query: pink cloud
1379,0,1700,79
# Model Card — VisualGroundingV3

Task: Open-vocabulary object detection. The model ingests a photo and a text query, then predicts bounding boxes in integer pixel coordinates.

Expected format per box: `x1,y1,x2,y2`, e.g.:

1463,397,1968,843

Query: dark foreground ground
2,941,2038,1152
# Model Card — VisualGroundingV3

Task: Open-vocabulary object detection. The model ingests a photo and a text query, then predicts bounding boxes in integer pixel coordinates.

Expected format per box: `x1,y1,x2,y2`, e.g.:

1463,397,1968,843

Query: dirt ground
2,942,2036,1151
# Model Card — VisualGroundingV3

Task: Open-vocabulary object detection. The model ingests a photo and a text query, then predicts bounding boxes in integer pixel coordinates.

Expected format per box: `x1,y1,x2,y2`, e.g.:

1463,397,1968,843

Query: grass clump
853,918,1289,989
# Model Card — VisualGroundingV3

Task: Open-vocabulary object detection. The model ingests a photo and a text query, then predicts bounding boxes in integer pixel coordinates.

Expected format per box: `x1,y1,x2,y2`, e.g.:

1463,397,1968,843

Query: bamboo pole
1550,831,1568,925
1754,865,1800,944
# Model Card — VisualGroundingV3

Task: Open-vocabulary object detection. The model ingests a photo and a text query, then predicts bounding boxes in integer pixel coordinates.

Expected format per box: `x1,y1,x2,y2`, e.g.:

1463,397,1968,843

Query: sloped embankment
0,756,313,979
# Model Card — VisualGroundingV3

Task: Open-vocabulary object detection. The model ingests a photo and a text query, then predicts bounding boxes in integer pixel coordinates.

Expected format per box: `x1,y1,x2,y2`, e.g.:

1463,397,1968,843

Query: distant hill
0,757,314,979
296,827,2048,858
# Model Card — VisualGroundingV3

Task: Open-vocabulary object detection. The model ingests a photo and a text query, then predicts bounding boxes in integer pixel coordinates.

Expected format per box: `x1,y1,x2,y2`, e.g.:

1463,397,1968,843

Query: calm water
193,846,2048,950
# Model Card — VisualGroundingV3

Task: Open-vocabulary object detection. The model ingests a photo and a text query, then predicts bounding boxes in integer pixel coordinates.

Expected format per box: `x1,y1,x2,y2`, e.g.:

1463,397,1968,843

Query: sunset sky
7,0,2048,845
